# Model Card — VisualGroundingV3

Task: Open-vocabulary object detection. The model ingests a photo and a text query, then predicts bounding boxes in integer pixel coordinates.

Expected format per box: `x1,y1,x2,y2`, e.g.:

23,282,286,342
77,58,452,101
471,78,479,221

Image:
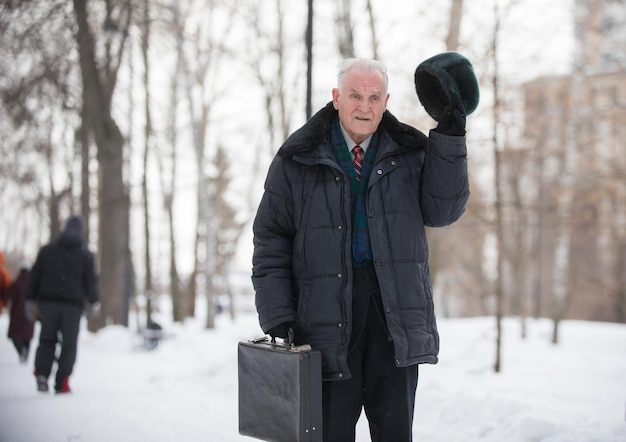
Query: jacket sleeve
251,155,298,334
83,251,99,304
420,130,470,227
25,249,43,301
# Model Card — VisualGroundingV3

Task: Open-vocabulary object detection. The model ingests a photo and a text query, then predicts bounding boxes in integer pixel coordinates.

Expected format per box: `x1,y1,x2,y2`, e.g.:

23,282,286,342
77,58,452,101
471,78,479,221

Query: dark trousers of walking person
322,265,419,442
34,302,82,392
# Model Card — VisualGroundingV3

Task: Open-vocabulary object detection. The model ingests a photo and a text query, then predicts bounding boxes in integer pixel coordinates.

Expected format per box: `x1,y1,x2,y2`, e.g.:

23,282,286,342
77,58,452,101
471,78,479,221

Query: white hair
337,58,388,93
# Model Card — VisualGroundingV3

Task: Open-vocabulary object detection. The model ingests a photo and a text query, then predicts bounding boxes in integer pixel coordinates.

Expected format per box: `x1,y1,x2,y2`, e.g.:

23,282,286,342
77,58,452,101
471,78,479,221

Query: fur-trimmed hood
278,101,427,157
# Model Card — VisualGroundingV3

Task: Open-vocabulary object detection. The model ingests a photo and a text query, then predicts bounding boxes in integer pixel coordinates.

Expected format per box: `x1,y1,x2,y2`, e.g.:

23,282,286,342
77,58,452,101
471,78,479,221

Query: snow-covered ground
1,298,625,442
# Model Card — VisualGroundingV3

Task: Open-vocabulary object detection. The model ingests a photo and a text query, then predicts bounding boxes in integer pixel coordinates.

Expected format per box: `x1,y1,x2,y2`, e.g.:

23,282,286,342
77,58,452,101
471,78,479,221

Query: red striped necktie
352,145,364,181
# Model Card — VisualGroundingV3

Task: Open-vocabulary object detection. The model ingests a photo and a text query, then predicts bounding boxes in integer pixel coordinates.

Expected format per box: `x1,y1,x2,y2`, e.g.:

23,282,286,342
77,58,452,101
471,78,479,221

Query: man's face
332,69,389,144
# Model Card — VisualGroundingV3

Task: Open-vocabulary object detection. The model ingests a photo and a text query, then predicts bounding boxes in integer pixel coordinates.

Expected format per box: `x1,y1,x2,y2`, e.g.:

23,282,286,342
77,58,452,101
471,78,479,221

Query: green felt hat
414,51,480,121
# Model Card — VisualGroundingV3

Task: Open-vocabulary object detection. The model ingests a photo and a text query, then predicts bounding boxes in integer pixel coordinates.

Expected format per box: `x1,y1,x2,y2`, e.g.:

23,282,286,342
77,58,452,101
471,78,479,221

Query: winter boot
55,376,71,394
36,375,49,393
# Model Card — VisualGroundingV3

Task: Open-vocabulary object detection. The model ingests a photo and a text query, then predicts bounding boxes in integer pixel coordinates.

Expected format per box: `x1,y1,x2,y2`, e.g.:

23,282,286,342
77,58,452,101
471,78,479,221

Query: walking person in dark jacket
5,262,34,363
26,215,100,393
252,57,476,441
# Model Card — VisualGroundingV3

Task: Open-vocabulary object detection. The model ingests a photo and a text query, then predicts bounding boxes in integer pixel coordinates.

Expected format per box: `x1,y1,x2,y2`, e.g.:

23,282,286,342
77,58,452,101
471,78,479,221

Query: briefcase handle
267,324,294,345
248,334,313,353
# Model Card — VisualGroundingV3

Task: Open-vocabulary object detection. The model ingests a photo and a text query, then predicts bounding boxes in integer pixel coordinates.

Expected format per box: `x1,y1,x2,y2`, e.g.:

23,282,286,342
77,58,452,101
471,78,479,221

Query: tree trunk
445,0,464,51
491,1,504,373
140,0,154,327
178,37,215,328
166,0,184,322
73,0,131,329
335,0,354,58
78,104,92,244
531,140,545,319
166,196,183,322
365,0,378,60
550,54,584,344
614,239,626,323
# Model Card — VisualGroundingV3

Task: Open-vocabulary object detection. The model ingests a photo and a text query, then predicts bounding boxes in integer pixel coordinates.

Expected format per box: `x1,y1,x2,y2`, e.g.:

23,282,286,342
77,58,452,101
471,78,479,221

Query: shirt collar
339,122,373,153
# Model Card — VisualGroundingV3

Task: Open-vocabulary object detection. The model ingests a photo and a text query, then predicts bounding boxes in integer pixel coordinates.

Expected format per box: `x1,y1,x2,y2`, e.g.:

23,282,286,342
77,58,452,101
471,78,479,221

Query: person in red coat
6,263,35,363
0,251,12,314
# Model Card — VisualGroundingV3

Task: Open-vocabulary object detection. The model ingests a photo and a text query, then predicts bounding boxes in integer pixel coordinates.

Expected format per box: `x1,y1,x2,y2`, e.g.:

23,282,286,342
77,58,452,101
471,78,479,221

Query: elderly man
252,57,471,441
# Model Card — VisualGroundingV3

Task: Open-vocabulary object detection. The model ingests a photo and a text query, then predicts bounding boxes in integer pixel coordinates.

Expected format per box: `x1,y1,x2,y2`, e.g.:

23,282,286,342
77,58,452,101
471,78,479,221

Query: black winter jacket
26,230,99,306
252,102,469,380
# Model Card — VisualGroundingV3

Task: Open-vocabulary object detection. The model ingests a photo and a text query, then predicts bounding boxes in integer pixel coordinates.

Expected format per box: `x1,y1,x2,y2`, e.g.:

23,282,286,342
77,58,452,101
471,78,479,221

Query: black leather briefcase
238,336,323,442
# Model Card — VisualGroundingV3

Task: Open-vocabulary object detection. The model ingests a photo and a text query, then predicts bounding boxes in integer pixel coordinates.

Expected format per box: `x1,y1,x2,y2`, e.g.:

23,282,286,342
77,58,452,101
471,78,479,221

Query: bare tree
139,0,156,326
522,67,626,328
211,144,247,319
365,0,379,60
0,3,83,250
335,0,355,58
242,0,295,148
160,0,184,322
548,74,579,344
445,0,464,51
490,0,505,373
239,0,302,215
0,1,135,328
77,104,93,244
173,0,239,328
426,0,467,317
72,0,133,329
427,176,493,319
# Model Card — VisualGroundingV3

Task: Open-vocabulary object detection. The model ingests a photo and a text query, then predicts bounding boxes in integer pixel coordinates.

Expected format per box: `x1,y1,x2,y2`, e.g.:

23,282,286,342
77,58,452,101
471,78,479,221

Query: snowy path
1,310,625,441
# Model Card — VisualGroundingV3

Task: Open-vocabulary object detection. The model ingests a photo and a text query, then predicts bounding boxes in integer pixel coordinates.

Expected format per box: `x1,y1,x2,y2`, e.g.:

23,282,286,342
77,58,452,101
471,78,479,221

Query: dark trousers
322,265,419,442
34,302,82,389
